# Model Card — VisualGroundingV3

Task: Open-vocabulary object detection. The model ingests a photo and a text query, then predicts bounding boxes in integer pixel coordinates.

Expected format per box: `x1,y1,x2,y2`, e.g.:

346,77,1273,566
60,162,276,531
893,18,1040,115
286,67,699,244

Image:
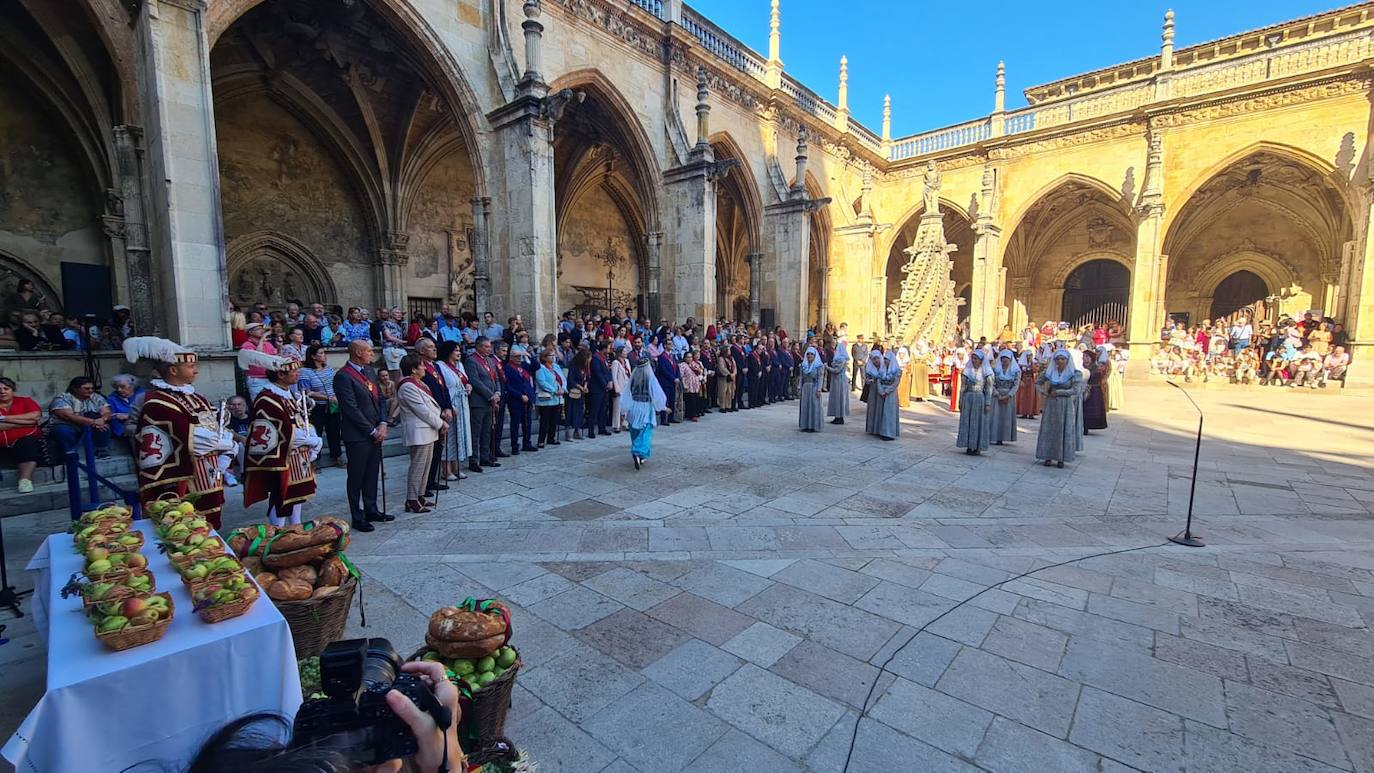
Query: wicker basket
93,592,175,651
196,587,260,623
85,565,151,584
81,575,158,610
409,647,521,745
81,531,146,554
178,559,244,595
164,537,228,568
276,576,358,659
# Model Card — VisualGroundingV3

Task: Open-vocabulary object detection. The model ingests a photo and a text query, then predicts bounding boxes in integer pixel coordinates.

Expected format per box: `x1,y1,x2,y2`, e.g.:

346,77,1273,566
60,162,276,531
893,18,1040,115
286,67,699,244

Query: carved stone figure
922,161,941,214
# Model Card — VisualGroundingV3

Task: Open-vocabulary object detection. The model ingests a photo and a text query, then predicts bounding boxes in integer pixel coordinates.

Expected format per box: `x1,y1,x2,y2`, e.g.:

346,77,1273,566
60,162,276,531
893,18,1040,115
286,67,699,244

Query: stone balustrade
890,118,993,161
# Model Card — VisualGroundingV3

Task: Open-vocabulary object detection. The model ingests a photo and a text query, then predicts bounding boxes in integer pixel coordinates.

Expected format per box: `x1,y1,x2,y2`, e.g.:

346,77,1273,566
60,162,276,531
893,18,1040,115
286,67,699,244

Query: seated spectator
226,394,250,486
1321,346,1350,387
49,376,112,458
1290,346,1321,388
1263,349,1291,386
281,325,307,362
0,377,43,493
62,315,87,351
106,374,144,445
1233,349,1258,384
301,313,325,346
15,311,53,351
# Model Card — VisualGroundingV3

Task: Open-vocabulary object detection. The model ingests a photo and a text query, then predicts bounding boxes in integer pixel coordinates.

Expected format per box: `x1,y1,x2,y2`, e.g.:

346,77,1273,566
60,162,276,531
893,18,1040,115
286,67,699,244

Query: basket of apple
73,519,133,548
78,530,146,555
145,495,197,526
178,555,246,595
89,592,174,651
160,534,229,568
83,549,150,583
65,572,157,611
73,503,133,531
191,573,260,623
157,514,212,544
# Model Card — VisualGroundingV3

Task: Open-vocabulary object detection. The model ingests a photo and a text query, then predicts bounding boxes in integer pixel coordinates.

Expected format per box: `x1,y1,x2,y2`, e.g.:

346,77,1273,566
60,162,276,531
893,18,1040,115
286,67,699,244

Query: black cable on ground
842,538,1181,772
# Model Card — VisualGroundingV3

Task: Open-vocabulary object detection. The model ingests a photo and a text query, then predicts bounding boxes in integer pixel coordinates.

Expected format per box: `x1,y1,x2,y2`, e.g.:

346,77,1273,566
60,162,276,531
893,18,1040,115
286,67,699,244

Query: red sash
423,361,446,388
342,364,377,399
401,376,432,397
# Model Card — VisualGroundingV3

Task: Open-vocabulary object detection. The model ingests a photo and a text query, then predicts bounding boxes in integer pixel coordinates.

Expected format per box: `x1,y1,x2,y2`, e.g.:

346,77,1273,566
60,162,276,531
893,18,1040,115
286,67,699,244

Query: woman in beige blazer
396,353,446,513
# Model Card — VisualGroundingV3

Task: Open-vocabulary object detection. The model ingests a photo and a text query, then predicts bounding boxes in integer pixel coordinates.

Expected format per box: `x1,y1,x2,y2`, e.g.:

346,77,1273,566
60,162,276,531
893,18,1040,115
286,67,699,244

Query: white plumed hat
236,348,298,373
123,336,196,364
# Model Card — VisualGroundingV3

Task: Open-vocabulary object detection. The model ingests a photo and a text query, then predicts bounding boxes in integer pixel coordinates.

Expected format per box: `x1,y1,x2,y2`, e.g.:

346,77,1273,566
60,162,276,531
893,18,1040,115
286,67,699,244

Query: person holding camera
186,655,464,773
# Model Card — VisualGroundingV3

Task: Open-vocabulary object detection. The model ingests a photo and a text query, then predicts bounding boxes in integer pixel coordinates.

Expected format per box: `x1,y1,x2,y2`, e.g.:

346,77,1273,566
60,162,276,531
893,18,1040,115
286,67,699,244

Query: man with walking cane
332,340,395,532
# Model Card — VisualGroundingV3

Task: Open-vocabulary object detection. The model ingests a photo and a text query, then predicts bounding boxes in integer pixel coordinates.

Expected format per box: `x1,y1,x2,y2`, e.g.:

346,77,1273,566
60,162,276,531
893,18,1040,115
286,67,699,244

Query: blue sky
686,0,1341,137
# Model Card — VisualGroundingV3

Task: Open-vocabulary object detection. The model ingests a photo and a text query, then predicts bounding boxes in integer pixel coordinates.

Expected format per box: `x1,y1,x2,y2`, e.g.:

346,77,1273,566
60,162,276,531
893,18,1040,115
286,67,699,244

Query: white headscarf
1017,348,1036,369
801,346,824,374
832,338,850,364
994,349,1020,379
1047,349,1076,385
963,350,993,380
896,346,911,367
865,349,885,378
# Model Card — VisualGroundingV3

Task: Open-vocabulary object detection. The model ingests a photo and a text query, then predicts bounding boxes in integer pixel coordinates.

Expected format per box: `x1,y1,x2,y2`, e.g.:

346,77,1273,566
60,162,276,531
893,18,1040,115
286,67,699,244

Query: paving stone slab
574,608,690,669
805,714,983,773
737,583,901,661
936,647,1081,738
722,621,801,667
869,676,994,757
1183,719,1349,773
670,561,774,607
982,615,1069,672
1069,688,1185,772
974,716,1104,773
704,664,847,761
642,638,744,701
686,729,805,773
583,683,728,773
769,639,891,710
644,591,756,646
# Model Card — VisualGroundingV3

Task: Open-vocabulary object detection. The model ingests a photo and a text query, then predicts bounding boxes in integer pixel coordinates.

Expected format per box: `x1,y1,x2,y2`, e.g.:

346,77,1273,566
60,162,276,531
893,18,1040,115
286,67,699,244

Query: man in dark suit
465,336,501,472
731,337,749,411
588,340,613,437
851,335,870,392
332,340,395,532
489,341,510,460
415,338,452,496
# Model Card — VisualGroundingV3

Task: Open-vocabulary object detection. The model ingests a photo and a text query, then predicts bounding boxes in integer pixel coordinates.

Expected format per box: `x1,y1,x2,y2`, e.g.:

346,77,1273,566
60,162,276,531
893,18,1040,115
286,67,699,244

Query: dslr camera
292,638,450,765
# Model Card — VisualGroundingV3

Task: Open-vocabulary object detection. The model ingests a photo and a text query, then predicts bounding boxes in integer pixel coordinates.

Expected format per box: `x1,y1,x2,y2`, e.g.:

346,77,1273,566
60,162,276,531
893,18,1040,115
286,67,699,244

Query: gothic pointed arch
1001,175,1137,331
803,172,833,328
211,0,485,308
226,231,340,308
711,133,763,320
550,70,664,316
1162,147,1352,323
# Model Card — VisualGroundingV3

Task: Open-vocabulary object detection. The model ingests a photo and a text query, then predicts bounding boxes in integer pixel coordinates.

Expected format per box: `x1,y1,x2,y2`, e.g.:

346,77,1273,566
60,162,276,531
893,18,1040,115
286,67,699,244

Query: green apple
477,671,496,687
130,610,160,626
87,559,112,574
187,564,209,580
128,575,151,591
496,647,517,668
145,595,169,610
461,675,480,691
126,554,148,569
476,656,495,673
97,615,129,632
177,502,194,514
421,651,441,662
450,659,475,676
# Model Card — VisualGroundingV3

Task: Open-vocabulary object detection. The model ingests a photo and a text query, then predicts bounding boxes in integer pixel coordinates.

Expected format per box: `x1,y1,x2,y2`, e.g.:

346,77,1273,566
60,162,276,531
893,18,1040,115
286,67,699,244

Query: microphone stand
1165,380,1205,547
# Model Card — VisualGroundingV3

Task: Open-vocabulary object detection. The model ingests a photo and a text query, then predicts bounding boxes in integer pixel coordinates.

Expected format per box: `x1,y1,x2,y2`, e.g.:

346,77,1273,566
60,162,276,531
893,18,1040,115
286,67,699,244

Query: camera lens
361,638,401,691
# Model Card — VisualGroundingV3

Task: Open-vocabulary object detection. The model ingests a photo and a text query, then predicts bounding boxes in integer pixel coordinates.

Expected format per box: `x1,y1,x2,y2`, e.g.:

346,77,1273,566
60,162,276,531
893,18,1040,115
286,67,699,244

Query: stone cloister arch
711,134,762,322
211,0,487,313
804,173,833,329
884,201,975,330
1162,146,1352,325
551,73,663,317
1002,175,1137,333
0,1,130,320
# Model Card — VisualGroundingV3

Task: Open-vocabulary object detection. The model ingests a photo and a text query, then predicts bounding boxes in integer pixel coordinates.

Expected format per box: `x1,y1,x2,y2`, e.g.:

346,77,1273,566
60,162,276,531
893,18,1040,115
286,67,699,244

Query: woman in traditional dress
1016,347,1041,419
826,337,851,425
626,351,667,470
956,350,994,455
610,347,632,431
989,349,1019,445
949,346,969,412
896,346,913,408
1082,348,1109,434
910,341,931,401
1036,350,1084,468
876,351,902,441
798,346,824,432
681,350,705,422
863,349,886,435
716,342,737,412
1105,347,1125,411
435,341,472,480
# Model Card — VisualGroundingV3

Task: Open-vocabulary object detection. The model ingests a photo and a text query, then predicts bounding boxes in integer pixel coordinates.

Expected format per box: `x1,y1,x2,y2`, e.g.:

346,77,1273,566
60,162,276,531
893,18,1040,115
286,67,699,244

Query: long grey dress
989,372,1019,443
877,373,901,439
826,362,851,417
1036,371,1084,463
864,372,885,435
956,372,993,451
798,369,824,430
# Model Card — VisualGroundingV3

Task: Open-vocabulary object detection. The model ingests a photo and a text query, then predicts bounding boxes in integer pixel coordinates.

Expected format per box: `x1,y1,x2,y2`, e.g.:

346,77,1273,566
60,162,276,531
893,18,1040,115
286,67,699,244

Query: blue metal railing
65,426,140,521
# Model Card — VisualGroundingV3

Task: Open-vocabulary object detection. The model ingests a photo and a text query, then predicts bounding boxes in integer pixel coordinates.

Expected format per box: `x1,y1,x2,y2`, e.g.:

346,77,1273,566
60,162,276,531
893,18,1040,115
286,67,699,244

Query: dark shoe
495,450,510,458
432,483,450,491
510,448,519,456
1057,461,1065,469
537,442,546,448
830,418,843,425
549,439,561,446
523,445,538,452
469,462,484,473
366,511,395,522
352,519,376,532
633,455,641,470
485,460,502,468
573,431,583,440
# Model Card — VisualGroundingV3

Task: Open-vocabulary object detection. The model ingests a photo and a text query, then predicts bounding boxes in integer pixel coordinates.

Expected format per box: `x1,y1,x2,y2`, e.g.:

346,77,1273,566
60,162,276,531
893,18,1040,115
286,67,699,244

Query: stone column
644,231,663,320
968,163,1002,338
834,221,887,335
1344,186,1374,383
133,0,229,349
470,196,492,314
112,125,158,334
662,154,718,322
487,1,560,336
747,252,762,321
377,231,409,308
1128,204,1166,375
764,199,811,333
872,275,887,335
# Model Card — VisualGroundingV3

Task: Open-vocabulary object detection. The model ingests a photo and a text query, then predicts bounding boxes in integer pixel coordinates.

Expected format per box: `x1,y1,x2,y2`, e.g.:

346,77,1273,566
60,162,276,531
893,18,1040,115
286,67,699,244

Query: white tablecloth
3,520,303,772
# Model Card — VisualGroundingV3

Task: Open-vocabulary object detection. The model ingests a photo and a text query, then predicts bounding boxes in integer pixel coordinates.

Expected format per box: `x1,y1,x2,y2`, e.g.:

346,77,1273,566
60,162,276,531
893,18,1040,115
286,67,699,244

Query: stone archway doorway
1062,259,1129,327
1210,270,1269,321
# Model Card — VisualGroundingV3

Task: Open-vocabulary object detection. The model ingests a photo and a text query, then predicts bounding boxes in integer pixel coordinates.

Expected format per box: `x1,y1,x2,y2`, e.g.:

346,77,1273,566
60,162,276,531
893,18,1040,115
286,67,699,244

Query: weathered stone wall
407,147,479,305
217,92,373,307
0,75,104,308
558,185,638,313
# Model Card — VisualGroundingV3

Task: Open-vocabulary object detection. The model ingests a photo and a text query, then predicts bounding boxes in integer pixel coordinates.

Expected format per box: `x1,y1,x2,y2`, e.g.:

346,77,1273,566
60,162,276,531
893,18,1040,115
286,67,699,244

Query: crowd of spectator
1149,311,1349,387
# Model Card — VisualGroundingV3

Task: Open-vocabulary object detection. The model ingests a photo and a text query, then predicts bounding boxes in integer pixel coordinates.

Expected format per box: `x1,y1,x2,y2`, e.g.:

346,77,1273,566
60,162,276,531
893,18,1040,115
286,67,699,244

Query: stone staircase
0,437,410,518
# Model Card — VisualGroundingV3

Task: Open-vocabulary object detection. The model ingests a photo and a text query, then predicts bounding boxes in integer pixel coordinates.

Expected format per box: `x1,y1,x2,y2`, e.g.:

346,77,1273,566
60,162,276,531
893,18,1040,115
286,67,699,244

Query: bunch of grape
298,657,323,698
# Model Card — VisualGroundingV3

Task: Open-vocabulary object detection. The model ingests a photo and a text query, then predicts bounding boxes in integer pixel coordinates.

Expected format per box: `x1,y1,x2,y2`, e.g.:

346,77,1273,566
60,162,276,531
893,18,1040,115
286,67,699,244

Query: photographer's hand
376,661,464,773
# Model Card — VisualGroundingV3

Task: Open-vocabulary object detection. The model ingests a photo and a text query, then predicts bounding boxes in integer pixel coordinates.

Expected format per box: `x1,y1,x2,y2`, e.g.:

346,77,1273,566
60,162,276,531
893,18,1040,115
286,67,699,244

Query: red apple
120,596,149,617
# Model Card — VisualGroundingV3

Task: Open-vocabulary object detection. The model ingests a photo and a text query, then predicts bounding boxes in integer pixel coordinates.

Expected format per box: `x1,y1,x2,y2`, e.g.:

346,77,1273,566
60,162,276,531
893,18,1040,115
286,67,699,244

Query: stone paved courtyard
4,383,1374,772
